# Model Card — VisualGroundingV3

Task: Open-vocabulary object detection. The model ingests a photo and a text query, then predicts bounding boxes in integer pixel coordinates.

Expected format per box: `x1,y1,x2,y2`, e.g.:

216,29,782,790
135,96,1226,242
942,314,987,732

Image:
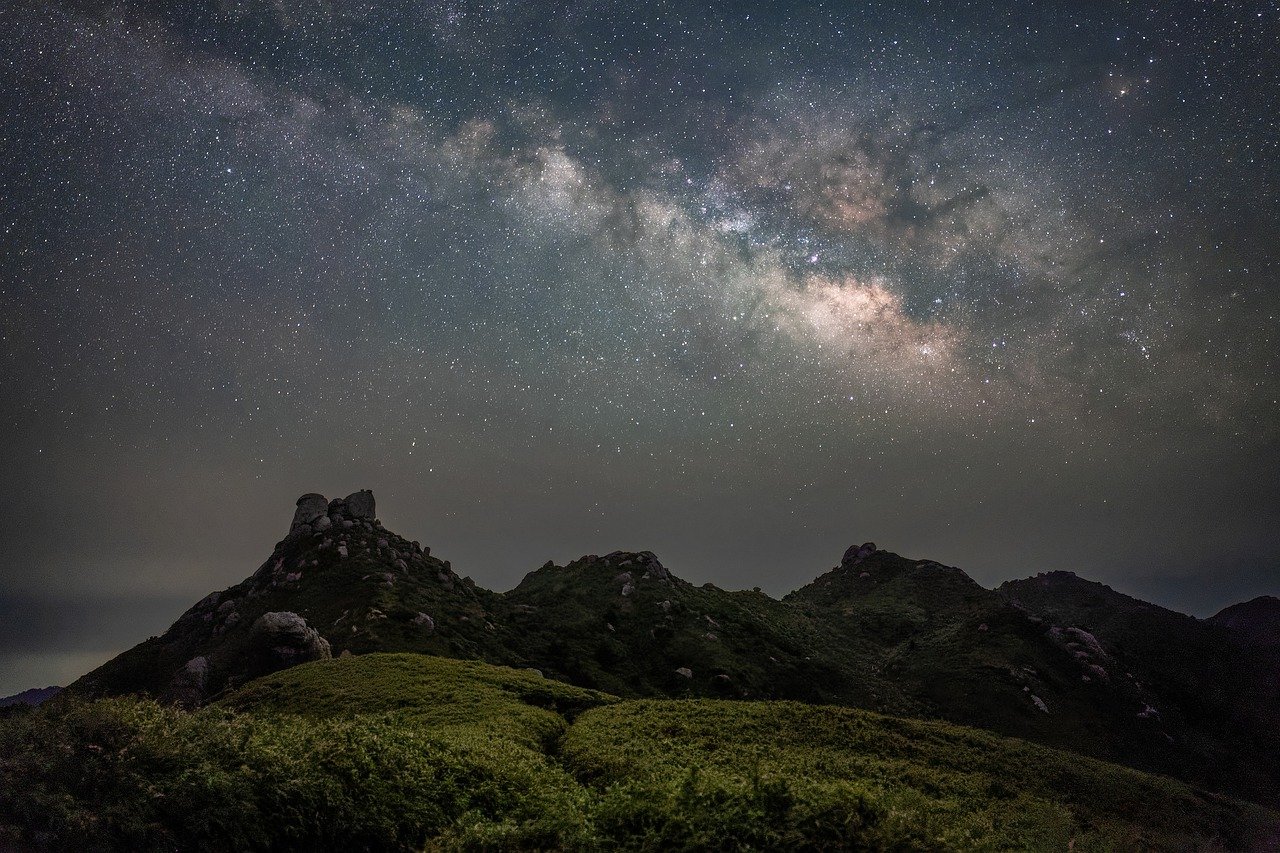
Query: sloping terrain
7,654,1277,851
1000,571,1280,805
68,491,1280,808
1210,595,1280,648
72,492,516,704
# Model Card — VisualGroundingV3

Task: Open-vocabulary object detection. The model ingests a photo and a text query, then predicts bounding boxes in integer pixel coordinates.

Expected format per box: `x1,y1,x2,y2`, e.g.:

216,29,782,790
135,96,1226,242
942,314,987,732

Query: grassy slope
6,653,1276,851
566,699,1278,851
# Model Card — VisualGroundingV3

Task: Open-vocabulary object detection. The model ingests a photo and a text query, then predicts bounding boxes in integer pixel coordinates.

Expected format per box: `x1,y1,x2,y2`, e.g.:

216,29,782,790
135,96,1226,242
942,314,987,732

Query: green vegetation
4,653,1275,851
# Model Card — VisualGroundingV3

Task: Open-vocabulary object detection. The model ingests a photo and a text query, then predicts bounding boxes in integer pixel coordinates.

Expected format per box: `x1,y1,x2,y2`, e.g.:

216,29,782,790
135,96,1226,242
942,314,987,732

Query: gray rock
291,493,328,531
313,515,332,532
621,582,635,596
249,612,331,675
345,490,376,519
842,542,877,564
413,612,435,630
675,667,693,679
166,656,209,707
342,519,354,529
638,552,671,580
327,497,347,517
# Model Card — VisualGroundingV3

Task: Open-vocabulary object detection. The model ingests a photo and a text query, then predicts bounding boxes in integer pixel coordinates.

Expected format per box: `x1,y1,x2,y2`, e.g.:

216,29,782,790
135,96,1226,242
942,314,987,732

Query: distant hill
69,491,1280,808
1210,595,1280,647
0,686,61,708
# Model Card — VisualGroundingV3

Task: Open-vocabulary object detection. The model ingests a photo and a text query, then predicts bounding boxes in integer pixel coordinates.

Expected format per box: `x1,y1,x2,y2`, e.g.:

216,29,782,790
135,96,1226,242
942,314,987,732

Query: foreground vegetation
2,654,1275,851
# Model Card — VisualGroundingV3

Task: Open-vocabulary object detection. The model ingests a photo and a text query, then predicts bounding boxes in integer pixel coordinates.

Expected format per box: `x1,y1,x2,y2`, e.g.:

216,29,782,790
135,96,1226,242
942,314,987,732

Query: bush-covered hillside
4,654,1276,851
68,492,1280,809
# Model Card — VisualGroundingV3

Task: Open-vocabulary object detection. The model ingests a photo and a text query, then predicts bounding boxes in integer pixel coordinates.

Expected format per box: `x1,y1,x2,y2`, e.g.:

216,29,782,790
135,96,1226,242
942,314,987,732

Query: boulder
165,656,209,707
313,515,332,532
248,612,331,678
291,494,328,531
675,667,693,679
345,490,376,519
842,542,877,564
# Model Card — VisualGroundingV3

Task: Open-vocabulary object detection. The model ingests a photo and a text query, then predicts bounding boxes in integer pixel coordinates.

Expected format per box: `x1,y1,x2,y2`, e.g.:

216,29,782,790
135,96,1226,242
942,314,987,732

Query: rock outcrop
291,493,329,532
346,490,376,520
841,542,877,565
248,611,332,676
291,491,378,535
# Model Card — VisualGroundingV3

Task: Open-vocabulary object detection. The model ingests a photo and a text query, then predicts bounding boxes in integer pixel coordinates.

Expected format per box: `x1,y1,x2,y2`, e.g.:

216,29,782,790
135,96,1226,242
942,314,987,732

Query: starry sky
1,0,1278,694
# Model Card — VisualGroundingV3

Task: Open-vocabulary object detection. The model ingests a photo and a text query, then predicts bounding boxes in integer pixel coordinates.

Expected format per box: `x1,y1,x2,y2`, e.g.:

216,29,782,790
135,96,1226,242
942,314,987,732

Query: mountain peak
288,489,377,536
840,542,878,566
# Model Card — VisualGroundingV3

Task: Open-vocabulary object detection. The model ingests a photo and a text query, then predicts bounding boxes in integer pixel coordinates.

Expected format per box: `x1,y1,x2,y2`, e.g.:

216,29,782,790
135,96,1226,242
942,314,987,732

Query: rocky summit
71,491,1280,809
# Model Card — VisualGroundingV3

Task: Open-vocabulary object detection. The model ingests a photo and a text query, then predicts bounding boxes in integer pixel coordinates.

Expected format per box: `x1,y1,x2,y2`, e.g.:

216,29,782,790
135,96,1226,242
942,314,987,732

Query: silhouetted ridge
1209,595,1280,647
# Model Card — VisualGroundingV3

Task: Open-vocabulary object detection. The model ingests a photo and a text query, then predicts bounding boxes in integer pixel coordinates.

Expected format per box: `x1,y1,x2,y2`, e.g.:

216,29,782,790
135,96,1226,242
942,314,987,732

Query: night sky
1,0,1278,695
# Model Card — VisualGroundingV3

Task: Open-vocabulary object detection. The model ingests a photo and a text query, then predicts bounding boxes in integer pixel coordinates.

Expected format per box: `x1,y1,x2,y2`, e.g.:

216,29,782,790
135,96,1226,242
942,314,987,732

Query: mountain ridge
68,490,1280,808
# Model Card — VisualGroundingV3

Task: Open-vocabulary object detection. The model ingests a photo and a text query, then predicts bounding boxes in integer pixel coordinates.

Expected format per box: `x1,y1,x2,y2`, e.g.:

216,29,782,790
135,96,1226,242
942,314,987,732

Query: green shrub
2,655,1274,851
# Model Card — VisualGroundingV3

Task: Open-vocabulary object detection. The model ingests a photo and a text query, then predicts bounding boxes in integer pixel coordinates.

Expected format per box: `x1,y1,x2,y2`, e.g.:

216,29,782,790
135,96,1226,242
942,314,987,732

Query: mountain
72,491,515,705
70,491,1280,808
1210,595,1280,647
999,571,1280,804
0,686,62,708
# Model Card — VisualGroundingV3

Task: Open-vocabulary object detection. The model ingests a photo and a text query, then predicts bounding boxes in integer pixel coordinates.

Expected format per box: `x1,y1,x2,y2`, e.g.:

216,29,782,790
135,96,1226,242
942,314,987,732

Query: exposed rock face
841,542,877,565
248,612,331,678
291,493,328,531
165,656,209,707
345,490,376,519
290,491,376,535
636,551,670,580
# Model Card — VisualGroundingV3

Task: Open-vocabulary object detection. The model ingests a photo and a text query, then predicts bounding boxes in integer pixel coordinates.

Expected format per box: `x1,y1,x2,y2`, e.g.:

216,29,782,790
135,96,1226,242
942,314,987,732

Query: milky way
1,1,1277,692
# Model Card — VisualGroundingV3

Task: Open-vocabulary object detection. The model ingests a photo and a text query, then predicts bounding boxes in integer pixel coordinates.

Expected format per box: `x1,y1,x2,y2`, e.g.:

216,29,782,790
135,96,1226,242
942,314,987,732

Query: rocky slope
73,491,514,705
999,572,1280,803
70,491,1280,807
